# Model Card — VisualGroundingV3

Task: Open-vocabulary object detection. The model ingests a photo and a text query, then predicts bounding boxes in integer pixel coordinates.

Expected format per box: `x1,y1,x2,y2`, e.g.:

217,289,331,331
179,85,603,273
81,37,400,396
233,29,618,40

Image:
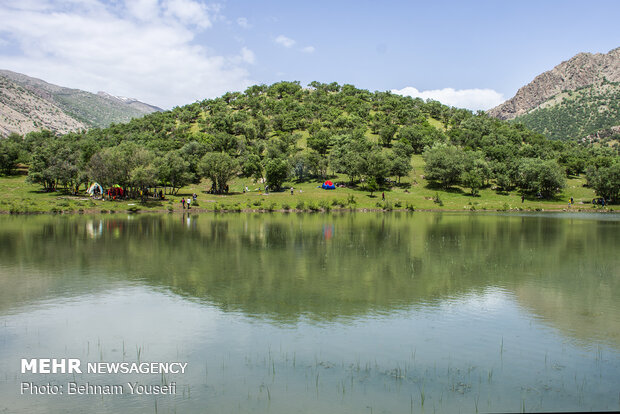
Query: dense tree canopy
0,80,617,203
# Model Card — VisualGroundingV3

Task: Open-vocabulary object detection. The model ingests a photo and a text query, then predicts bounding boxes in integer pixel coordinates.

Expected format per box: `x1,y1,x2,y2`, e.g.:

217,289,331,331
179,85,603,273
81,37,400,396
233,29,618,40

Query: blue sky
0,0,618,110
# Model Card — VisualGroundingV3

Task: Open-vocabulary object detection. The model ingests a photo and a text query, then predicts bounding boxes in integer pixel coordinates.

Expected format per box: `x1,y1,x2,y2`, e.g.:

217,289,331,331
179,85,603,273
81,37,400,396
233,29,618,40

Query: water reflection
0,213,619,345
1,213,619,413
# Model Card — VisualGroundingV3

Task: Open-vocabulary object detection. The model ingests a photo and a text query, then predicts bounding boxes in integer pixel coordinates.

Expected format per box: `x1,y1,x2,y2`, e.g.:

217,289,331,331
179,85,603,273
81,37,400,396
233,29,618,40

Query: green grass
0,159,605,214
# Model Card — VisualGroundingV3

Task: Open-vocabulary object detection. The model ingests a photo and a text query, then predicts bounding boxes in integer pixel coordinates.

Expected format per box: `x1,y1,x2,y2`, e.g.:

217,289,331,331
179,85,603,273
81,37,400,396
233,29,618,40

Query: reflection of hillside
0,214,618,342
515,283,620,348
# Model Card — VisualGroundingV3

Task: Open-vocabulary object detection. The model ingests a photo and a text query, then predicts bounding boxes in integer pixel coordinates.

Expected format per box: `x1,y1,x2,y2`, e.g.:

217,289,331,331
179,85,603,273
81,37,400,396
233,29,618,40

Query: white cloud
126,0,160,21
392,86,505,111
301,46,315,54
0,0,254,109
236,16,250,28
275,35,295,48
239,47,255,64
163,0,215,28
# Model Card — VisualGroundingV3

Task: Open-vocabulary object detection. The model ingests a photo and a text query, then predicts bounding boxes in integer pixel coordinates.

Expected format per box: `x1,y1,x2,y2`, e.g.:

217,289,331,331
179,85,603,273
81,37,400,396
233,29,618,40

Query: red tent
107,186,124,198
324,180,333,186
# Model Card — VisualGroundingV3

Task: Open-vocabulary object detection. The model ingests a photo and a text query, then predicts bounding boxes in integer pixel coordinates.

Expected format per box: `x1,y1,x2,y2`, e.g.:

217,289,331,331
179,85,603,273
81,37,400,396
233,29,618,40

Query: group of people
180,193,198,209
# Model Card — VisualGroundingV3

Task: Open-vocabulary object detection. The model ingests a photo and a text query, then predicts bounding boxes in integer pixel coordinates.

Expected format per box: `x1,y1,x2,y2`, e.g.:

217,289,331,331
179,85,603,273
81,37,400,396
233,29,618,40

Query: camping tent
107,185,124,198
87,182,103,196
321,180,335,190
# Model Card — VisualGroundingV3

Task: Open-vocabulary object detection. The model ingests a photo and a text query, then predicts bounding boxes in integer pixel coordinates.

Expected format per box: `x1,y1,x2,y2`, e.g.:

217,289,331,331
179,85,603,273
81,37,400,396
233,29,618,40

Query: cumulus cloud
0,0,253,109
301,46,315,53
275,35,296,48
392,86,505,111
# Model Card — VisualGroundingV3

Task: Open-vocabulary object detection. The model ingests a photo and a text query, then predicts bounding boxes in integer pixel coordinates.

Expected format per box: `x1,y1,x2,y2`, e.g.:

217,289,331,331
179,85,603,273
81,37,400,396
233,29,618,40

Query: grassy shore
0,156,612,214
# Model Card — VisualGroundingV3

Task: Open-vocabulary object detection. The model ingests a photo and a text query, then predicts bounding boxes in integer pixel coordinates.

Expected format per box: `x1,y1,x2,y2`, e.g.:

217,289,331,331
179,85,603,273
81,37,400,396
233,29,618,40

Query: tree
156,151,194,195
535,160,566,198
366,176,378,196
397,124,438,154
306,150,328,179
265,158,290,191
0,139,20,175
199,152,238,193
130,164,158,201
307,130,331,155
422,143,465,189
586,163,620,202
379,124,398,147
88,148,123,189
515,158,566,199
27,140,80,191
291,152,310,182
462,151,489,195
462,171,483,196
241,153,264,182
364,149,389,185
388,153,413,183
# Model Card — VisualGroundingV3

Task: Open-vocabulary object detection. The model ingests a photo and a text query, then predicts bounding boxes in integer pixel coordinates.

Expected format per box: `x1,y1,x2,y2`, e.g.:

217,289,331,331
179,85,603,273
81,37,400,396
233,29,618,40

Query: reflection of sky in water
2,284,619,413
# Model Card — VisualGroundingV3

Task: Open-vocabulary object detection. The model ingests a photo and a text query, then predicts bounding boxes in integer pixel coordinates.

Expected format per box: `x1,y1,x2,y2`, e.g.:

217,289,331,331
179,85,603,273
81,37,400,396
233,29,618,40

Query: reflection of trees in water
0,214,618,340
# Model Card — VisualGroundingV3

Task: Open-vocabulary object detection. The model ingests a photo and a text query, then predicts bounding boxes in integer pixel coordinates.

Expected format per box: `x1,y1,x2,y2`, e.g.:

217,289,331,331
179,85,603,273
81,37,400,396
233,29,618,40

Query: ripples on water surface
0,212,619,413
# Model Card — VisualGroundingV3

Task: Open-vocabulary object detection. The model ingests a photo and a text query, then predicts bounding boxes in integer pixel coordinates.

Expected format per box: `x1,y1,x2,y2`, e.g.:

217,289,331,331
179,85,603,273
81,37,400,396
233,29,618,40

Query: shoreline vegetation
1,172,615,215
1,82,618,214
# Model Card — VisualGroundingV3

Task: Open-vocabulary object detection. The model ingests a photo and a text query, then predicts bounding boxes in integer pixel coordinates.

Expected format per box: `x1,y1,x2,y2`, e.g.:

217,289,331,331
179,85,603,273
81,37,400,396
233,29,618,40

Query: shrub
433,192,444,206
347,194,357,206
307,202,320,211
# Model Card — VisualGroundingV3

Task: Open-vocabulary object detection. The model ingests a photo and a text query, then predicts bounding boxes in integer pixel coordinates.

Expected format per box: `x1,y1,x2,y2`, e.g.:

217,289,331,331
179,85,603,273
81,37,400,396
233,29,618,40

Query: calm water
0,212,619,413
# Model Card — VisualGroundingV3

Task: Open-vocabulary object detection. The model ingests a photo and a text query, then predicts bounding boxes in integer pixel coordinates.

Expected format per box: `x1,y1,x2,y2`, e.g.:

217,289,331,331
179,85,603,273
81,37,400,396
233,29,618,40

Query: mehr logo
21,359,82,374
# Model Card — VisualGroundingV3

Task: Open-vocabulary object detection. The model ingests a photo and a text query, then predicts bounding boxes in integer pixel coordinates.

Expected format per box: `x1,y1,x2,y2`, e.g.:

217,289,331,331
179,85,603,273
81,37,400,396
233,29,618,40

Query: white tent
87,182,103,195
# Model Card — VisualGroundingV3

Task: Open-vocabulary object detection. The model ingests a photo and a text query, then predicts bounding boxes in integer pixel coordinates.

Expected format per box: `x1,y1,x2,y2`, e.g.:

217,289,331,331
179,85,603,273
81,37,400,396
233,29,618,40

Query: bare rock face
0,70,162,137
0,75,88,136
488,47,620,120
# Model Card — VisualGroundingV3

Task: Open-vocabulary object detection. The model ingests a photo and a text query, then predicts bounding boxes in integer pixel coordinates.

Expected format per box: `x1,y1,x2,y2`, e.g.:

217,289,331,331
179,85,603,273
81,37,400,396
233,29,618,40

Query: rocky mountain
488,47,620,121
0,70,162,137
512,81,620,141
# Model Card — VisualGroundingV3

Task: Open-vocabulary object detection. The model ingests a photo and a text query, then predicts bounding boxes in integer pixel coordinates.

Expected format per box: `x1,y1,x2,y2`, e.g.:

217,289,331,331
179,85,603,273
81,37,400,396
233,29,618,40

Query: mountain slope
0,70,162,136
488,47,620,121
513,81,620,141
0,75,88,136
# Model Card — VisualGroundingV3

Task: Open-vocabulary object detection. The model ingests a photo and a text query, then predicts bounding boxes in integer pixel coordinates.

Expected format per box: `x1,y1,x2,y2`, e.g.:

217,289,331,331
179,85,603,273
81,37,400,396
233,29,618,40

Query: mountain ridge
0,70,162,137
488,47,620,121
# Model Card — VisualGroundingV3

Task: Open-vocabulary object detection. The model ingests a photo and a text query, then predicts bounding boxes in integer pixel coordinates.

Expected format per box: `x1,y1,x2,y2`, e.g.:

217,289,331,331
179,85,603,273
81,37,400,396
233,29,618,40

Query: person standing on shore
181,198,186,209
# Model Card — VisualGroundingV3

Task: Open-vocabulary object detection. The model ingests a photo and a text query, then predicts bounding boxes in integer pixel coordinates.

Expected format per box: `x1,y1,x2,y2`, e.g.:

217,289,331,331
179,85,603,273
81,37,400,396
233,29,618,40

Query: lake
1,212,619,413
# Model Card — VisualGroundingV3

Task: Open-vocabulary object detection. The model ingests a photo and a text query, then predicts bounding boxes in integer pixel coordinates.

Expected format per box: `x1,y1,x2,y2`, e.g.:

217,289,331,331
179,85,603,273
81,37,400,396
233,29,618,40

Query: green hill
3,81,619,210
